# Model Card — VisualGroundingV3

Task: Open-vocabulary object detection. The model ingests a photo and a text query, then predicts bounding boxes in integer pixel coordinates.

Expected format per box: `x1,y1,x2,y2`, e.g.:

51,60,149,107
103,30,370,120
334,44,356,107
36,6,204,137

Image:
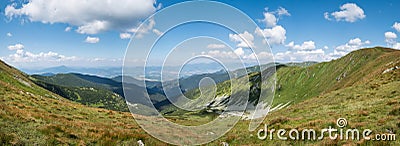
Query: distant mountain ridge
23,66,122,78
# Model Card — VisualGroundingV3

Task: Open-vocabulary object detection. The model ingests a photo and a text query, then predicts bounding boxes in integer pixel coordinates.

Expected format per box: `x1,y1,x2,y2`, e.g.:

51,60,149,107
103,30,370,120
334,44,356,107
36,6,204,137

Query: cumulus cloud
331,38,370,57
243,51,273,61
393,43,400,49
276,38,370,62
324,12,331,21
85,36,100,43
126,18,159,38
7,43,24,50
393,22,400,32
261,7,290,27
2,48,126,68
5,0,158,34
201,50,238,59
5,49,77,63
234,48,245,56
385,31,397,43
206,44,226,49
117,18,161,39
229,31,255,48
385,31,399,49
6,32,12,37
76,20,109,34
285,41,316,51
254,7,289,46
325,3,366,22
255,26,286,45
275,41,330,62
119,33,132,39
263,12,277,27
201,49,273,62
275,49,327,62
276,7,291,17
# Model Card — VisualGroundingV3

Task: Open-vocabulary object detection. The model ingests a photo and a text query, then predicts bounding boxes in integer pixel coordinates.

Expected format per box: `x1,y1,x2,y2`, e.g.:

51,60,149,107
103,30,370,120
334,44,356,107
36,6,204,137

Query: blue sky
0,0,399,69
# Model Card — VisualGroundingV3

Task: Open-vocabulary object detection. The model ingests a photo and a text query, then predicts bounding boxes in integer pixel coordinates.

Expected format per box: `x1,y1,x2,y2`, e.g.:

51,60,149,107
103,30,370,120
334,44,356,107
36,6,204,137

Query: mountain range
0,47,399,145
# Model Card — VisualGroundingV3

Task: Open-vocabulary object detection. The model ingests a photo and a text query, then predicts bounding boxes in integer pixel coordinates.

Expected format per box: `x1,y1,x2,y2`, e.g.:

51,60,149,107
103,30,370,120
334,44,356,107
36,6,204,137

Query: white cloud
206,44,226,49
385,31,397,43
393,22,400,32
201,50,238,59
255,26,286,45
331,38,370,57
325,3,366,22
348,37,365,46
324,12,331,21
330,50,348,57
152,29,163,36
64,27,72,32
127,18,158,38
243,51,273,61
76,20,109,34
85,36,100,43
261,7,290,27
229,31,255,48
2,49,126,68
5,0,158,34
234,48,245,56
201,49,273,63
263,12,277,27
393,43,400,49
255,7,289,46
5,49,77,63
119,33,132,39
335,38,370,51
7,43,24,50
6,32,12,37
286,41,316,51
276,7,290,17
275,49,328,62
275,40,330,62
385,31,400,49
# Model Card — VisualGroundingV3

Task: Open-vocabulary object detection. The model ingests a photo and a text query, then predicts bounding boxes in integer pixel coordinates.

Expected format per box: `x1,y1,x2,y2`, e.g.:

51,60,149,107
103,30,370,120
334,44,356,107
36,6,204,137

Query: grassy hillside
0,60,172,145
215,59,400,145
274,47,400,106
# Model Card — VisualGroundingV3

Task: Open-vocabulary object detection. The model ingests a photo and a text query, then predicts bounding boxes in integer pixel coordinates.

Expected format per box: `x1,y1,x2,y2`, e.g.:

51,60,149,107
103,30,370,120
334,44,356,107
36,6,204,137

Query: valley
0,47,399,145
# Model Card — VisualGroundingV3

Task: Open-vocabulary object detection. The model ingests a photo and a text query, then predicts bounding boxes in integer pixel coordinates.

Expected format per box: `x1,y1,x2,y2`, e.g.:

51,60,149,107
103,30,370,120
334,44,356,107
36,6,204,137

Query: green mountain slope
31,74,130,112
